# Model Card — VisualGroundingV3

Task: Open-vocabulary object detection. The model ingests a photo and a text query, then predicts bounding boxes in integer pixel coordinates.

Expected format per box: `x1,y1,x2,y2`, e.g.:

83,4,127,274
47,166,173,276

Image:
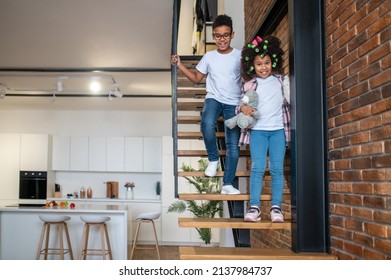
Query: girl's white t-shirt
196,48,242,106
252,75,284,131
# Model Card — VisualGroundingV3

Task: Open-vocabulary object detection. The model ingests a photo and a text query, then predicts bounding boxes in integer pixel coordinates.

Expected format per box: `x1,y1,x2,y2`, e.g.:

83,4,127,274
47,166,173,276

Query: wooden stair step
178,101,205,111
178,150,250,156
178,132,225,139
177,115,223,124
179,246,338,260
178,218,291,230
177,87,206,99
178,193,291,201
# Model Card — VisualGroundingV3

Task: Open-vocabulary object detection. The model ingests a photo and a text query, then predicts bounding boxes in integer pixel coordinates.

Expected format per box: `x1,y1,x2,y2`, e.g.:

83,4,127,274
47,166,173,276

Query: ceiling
0,0,174,111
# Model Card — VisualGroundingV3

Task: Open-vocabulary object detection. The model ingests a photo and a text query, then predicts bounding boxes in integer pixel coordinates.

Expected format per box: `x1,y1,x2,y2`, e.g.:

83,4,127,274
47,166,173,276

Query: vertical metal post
171,0,180,197
288,0,330,252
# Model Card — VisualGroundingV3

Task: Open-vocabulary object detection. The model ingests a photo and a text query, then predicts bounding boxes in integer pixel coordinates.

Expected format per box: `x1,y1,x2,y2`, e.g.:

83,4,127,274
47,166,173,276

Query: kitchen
0,0,195,260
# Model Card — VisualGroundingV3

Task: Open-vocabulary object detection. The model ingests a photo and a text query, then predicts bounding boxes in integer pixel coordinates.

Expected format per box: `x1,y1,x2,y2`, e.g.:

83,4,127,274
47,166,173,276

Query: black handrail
171,0,180,198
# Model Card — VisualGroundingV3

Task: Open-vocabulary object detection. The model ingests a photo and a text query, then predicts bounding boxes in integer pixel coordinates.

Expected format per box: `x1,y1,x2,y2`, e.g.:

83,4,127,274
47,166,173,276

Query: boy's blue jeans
249,129,286,208
201,98,240,186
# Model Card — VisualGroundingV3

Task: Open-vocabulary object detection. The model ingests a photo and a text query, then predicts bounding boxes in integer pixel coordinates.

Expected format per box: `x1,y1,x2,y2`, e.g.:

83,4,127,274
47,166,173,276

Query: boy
171,14,241,194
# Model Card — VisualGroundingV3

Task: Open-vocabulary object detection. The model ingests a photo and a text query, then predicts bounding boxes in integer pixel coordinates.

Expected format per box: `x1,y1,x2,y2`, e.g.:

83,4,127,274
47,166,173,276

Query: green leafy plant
168,159,223,245
155,181,161,195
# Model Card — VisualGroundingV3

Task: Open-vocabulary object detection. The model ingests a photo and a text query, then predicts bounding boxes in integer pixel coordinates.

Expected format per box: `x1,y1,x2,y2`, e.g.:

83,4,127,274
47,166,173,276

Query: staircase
173,57,337,260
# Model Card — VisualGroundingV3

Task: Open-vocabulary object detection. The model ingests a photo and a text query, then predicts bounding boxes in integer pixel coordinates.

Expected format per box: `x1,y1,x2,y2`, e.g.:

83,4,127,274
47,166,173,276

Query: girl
238,35,290,222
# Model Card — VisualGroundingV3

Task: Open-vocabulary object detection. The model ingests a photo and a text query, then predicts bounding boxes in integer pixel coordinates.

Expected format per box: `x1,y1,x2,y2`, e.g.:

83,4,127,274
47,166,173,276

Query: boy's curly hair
241,35,284,81
212,14,233,31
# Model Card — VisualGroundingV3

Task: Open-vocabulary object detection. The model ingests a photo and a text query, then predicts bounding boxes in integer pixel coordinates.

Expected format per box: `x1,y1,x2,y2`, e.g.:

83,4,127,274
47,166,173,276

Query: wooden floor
128,245,180,260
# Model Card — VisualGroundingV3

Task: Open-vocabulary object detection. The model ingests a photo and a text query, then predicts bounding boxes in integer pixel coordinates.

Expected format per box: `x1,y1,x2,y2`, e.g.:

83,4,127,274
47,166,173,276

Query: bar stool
79,216,113,260
130,212,161,260
36,215,74,260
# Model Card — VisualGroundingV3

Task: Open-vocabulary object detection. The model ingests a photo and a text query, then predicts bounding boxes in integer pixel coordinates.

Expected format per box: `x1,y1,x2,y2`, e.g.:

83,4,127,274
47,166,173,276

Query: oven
19,171,47,206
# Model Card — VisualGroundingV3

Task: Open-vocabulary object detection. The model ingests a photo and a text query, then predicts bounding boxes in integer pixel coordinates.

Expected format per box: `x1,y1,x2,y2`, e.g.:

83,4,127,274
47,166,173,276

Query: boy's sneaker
270,206,284,222
244,206,261,222
204,160,219,177
221,185,240,194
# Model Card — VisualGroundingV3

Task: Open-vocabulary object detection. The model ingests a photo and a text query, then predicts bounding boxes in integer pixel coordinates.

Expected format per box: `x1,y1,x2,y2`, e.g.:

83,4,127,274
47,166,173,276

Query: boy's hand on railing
171,55,182,67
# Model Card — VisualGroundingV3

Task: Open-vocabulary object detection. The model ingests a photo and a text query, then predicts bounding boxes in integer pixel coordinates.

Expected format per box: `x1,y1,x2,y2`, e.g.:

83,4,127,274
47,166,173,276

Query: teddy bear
225,90,260,129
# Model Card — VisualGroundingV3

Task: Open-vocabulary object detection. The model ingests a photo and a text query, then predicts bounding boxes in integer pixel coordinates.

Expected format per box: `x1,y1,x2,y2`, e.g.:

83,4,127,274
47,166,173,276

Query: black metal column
288,0,330,252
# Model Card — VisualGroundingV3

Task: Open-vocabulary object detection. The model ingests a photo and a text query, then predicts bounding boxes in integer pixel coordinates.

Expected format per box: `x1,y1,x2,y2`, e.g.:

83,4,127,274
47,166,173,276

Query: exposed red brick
361,142,384,156
335,159,351,170
348,81,369,98
358,89,382,106
352,183,374,194
374,210,391,224
363,196,386,208
362,169,386,181
363,247,387,259
369,68,391,89
372,155,391,168
374,183,391,195
352,207,374,220
368,42,391,64
364,222,388,238
370,125,391,141
329,182,353,192
343,170,362,181
359,115,382,130
335,204,352,215
374,239,391,255
351,157,372,169
344,194,363,206
359,62,382,81
352,231,374,247
349,131,370,145
343,240,364,257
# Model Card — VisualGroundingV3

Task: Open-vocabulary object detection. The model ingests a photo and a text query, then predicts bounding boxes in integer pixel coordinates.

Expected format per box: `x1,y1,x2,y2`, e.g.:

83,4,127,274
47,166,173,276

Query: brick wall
326,0,391,259
243,0,391,259
244,0,276,42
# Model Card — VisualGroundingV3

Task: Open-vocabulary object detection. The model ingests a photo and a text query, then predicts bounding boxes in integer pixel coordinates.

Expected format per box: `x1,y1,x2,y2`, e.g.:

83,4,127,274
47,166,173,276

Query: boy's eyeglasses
212,33,231,40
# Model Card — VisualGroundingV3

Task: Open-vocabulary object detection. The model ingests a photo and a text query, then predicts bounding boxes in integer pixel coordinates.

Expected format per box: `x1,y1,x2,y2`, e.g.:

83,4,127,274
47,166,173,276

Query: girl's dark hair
241,35,284,81
212,14,233,31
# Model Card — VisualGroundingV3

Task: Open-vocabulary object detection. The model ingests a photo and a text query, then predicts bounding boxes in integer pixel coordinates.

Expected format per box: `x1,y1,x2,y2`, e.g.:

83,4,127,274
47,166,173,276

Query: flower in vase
124,182,135,190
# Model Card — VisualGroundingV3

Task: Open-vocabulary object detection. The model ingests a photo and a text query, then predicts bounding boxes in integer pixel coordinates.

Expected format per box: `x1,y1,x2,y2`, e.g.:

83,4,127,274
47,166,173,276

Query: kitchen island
0,204,128,260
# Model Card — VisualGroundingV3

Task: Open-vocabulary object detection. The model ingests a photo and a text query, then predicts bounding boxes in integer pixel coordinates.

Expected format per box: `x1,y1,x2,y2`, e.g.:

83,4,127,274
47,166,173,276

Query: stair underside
179,246,338,260
179,218,291,230
178,193,291,201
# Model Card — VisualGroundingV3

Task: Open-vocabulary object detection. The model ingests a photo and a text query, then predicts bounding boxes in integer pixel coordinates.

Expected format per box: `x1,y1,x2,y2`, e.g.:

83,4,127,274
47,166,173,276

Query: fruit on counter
70,203,75,209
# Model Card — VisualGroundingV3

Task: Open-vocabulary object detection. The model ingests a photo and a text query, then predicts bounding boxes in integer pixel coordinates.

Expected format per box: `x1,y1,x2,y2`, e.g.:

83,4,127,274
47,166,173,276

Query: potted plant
155,181,161,199
168,159,223,245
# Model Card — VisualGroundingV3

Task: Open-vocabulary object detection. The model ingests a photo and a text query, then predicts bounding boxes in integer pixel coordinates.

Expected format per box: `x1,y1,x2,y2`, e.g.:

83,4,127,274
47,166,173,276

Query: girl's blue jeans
249,129,286,208
201,98,240,186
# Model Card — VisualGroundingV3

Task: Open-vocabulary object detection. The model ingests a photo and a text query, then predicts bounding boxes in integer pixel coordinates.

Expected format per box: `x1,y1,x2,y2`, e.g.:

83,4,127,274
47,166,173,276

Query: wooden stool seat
130,212,161,260
79,216,113,260
36,215,74,260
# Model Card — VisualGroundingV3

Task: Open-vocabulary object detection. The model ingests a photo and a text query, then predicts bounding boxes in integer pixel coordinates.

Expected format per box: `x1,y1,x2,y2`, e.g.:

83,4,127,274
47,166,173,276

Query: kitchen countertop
46,197,161,203
1,203,128,213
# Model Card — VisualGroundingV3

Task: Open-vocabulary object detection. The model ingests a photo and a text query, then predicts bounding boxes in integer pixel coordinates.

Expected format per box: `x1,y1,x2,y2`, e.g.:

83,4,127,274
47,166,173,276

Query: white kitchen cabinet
20,134,50,171
143,137,162,172
0,134,20,206
70,136,88,171
51,135,70,170
88,136,106,171
124,137,143,172
106,137,125,172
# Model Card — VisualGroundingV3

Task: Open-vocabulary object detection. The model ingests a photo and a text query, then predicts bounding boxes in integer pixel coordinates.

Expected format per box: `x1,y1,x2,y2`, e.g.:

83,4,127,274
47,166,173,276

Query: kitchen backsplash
54,171,162,200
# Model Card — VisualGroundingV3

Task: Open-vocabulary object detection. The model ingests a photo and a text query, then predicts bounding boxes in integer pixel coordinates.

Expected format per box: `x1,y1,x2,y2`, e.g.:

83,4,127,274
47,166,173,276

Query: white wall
0,109,172,136
223,0,245,50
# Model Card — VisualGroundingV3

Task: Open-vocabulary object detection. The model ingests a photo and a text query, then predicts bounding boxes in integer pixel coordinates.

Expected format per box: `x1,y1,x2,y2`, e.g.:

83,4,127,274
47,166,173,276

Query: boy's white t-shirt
196,48,242,106
252,75,284,131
